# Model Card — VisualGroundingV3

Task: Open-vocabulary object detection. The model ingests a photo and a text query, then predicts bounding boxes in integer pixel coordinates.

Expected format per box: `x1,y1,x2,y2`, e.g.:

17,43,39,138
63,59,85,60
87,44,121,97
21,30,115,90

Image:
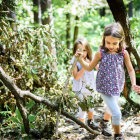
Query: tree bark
41,0,52,25
41,0,57,70
128,0,133,18
66,0,71,49
66,12,71,49
73,16,79,43
106,0,140,70
0,66,100,135
99,7,106,17
16,99,30,134
33,0,42,24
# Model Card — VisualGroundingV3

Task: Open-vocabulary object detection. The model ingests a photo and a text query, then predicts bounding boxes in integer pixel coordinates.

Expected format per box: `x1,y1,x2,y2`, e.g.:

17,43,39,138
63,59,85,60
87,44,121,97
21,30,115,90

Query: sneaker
99,119,112,136
114,133,123,140
87,120,101,131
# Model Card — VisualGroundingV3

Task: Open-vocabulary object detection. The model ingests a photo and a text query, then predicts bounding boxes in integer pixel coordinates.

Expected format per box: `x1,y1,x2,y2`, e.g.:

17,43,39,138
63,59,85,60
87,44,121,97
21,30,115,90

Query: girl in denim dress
71,38,99,131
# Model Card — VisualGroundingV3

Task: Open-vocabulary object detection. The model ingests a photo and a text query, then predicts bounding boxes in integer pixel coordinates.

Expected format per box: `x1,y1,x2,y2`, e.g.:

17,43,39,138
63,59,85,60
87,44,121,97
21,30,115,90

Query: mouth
109,48,114,51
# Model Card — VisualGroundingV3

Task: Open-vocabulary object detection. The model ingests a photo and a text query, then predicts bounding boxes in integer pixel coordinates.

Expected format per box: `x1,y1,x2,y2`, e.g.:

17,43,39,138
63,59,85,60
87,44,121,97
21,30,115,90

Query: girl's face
105,36,120,53
77,44,87,59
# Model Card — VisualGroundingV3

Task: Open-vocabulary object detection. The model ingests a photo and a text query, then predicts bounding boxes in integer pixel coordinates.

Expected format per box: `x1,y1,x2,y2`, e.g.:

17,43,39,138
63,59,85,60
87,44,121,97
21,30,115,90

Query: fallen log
0,66,100,135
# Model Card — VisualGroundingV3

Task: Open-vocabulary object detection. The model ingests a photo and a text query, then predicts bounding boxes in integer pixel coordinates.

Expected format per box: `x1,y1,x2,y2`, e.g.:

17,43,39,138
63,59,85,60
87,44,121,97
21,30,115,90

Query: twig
0,65,100,135
0,11,9,13
55,56,79,135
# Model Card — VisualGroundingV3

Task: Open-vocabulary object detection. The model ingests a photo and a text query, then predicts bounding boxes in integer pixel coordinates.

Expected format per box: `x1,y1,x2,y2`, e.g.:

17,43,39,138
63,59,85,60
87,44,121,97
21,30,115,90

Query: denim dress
71,56,96,97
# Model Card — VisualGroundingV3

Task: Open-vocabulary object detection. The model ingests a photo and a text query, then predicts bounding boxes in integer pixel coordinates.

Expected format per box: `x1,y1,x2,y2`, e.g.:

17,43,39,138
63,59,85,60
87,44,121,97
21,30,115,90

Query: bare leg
79,118,85,123
88,112,93,120
104,111,112,120
112,124,121,134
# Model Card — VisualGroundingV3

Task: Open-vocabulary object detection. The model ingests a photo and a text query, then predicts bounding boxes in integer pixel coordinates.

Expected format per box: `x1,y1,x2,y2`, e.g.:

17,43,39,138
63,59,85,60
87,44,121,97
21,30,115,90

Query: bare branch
0,66,100,135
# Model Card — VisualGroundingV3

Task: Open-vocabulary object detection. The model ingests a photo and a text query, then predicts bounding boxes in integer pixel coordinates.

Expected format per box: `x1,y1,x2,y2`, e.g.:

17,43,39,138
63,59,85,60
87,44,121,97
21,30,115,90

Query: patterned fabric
71,56,96,93
96,49,125,96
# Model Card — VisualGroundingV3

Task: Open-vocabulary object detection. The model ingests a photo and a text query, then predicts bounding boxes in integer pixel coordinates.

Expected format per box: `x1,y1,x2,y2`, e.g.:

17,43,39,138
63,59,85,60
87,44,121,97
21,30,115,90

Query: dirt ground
58,106,140,140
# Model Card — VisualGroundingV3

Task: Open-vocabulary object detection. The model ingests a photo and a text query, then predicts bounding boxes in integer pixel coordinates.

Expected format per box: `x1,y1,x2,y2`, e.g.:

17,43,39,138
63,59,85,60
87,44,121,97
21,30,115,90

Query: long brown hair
73,38,92,61
100,22,125,53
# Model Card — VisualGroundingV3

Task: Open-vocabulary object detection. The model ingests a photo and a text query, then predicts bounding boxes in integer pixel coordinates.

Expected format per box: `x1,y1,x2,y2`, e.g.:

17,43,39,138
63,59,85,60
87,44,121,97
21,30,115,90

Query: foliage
78,95,94,111
0,18,74,137
130,17,140,49
0,0,140,138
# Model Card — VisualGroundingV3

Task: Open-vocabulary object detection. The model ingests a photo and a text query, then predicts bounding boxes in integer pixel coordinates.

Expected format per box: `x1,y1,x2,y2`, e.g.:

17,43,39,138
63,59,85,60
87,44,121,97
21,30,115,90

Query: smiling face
101,23,125,53
105,36,120,53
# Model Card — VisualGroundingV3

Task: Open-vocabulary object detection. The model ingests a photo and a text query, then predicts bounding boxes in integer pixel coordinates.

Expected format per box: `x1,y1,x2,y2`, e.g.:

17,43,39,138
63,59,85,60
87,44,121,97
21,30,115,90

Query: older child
76,23,140,140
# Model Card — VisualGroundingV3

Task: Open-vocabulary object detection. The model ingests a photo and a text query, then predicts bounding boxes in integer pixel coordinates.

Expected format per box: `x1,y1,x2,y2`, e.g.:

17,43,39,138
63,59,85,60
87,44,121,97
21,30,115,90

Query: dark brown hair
100,22,125,53
73,38,92,61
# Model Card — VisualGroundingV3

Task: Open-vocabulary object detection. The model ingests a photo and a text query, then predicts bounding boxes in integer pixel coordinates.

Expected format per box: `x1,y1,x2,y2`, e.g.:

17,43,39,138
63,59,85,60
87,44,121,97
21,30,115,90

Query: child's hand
132,85,140,94
75,49,84,60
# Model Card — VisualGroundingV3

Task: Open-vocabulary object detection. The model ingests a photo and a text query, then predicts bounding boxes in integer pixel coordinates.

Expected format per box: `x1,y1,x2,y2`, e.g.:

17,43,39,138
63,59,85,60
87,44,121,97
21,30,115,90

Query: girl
71,38,99,131
76,23,140,140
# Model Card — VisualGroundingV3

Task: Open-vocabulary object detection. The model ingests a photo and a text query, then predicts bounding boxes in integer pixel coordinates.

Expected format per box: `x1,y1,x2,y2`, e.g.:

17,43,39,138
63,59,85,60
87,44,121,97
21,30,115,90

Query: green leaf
26,100,35,110
15,108,22,122
32,69,38,74
10,117,19,123
136,73,140,78
28,115,35,122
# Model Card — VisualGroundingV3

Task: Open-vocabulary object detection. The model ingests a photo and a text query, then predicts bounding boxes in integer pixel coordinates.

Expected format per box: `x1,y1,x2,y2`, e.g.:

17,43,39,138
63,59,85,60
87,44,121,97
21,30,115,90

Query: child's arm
73,66,85,80
124,50,140,93
95,64,99,70
133,85,140,93
77,51,101,71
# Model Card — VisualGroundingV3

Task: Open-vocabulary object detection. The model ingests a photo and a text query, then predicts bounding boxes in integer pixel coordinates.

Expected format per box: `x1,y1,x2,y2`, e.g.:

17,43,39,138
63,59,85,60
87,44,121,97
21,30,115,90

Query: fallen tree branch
55,56,79,134
16,99,30,134
0,66,100,135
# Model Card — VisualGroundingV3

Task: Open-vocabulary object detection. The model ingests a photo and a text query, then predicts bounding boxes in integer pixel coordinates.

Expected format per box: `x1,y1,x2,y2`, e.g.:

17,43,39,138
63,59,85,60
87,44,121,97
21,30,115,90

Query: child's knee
112,111,122,125
78,111,86,119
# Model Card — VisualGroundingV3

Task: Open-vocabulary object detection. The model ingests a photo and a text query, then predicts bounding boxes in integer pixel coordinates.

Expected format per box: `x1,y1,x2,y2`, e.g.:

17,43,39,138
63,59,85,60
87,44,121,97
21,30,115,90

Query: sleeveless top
96,49,125,96
71,56,96,92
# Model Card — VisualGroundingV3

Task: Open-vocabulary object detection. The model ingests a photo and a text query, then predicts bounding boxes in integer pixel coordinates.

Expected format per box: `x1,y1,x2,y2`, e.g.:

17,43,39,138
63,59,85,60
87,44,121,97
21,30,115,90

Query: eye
113,43,117,45
106,41,110,44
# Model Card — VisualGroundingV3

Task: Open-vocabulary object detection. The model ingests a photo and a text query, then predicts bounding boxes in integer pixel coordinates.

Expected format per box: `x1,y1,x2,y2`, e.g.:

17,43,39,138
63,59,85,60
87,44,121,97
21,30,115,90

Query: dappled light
0,0,140,139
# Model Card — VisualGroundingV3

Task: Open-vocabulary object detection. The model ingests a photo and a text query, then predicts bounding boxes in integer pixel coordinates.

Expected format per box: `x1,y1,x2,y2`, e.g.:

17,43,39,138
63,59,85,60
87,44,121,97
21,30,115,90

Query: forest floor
58,106,140,140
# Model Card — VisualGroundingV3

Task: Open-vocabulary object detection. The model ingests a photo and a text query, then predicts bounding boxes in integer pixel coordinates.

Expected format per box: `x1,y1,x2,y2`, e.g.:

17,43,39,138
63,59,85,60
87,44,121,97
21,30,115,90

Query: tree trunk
99,7,106,17
33,0,42,24
41,0,57,70
106,0,140,70
73,16,79,43
41,0,52,25
66,12,71,48
66,0,71,49
128,0,133,18
106,0,140,105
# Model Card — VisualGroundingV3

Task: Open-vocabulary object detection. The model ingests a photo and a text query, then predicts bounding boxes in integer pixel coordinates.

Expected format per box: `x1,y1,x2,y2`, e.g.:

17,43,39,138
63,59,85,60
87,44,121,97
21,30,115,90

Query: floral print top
96,49,125,96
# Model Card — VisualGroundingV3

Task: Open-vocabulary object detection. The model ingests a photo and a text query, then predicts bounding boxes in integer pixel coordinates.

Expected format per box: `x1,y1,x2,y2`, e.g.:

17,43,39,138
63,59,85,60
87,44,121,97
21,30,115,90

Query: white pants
78,87,94,119
100,93,121,125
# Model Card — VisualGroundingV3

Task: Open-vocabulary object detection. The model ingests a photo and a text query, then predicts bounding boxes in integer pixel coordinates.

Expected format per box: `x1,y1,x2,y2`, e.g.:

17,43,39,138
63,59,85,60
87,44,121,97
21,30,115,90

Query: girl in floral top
76,22,140,140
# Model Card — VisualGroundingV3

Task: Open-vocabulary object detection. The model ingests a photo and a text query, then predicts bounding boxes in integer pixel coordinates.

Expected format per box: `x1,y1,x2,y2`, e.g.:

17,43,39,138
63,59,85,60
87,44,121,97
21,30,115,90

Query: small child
71,37,99,131
76,22,140,140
